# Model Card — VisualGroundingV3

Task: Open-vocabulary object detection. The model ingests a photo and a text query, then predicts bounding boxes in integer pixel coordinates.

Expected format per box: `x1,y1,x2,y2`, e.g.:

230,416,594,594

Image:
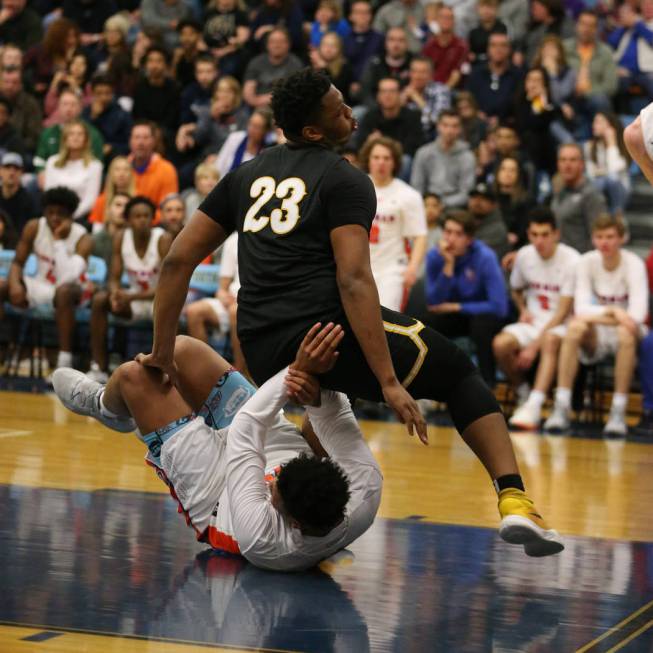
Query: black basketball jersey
199,143,377,342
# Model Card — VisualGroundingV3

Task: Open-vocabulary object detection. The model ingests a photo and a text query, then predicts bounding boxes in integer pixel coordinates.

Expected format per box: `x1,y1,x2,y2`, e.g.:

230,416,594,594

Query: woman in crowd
309,32,354,104
89,156,136,230
583,112,631,219
43,120,103,222
456,91,487,150
44,51,92,123
213,108,274,179
182,164,220,221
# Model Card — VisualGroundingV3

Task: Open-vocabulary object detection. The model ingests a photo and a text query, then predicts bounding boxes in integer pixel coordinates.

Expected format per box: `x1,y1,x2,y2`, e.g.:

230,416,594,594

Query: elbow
336,266,373,297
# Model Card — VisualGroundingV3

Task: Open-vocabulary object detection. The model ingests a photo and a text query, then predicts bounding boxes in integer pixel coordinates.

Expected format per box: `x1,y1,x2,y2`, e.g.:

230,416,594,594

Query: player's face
592,227,622,258
315,85,356,146
443,220,471,257
44,205,72,235
527,223,557,258
128,204,154,235
368,143,395,179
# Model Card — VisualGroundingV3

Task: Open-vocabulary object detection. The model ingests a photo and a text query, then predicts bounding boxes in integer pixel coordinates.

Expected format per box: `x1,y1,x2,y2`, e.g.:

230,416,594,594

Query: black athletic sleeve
319,158,377,232
198,171,236,234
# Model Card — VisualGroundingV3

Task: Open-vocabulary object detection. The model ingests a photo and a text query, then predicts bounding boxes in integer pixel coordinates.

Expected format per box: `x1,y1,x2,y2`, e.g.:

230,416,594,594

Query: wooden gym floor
2,390,653,652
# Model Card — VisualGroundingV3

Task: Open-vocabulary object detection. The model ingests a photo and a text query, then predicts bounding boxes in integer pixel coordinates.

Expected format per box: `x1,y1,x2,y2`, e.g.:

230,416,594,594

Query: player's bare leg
532,331,562,395
492,332,525,388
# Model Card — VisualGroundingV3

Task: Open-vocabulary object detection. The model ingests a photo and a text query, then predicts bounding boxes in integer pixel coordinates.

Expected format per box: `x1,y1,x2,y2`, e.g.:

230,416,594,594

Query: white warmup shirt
223,367,383,571
220,231,240,295
510,243,580,330
32,216,87,286
574,249,649,325
43,156,103,219
122,227,165,294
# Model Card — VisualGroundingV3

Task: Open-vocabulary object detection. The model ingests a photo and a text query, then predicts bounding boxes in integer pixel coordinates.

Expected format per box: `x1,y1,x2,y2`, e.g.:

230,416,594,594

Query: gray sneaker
603,409,627,438
543,405,571,434
52,368,135,433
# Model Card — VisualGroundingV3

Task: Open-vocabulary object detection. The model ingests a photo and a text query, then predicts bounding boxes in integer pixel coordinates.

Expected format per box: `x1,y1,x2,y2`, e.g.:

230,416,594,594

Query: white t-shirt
32,216,87,285
510,243,580,329
222,367,383,571
369,177,427,274
574,249,649,324
121,227,165,294
220,231,240,296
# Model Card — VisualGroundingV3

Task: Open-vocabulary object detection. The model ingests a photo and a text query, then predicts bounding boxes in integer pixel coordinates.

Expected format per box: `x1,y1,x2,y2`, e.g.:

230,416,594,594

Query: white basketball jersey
510,243,580,329
121,227,165,294
33,216,87,285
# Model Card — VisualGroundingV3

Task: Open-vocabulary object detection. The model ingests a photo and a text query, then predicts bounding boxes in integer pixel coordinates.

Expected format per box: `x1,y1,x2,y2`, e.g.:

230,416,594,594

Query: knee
54,283,78,306
492,332,513,357
116,360,148,387
567,319,587,341
174,334,194,359
541,331,561,354
617,325,636,348
625,118,643,158
91,290,108,310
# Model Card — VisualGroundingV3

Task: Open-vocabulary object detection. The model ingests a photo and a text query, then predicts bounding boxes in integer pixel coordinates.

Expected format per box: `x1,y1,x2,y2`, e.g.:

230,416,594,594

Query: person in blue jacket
422,209,509,385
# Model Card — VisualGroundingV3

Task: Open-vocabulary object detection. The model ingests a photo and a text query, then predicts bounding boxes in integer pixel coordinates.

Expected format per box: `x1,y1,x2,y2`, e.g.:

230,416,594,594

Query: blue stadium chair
0,249,14,278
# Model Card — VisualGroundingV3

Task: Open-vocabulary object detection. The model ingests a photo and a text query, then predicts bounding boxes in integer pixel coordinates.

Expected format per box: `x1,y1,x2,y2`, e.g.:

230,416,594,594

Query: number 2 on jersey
243,176,307,235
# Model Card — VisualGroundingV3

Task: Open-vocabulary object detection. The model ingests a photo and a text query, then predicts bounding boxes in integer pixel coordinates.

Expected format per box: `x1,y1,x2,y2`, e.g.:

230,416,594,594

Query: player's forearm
408,236,427,273
337,270,398,387
151,256,194,359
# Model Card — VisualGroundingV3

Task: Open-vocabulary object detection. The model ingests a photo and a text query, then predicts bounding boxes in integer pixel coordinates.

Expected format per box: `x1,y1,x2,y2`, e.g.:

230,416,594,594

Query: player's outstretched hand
382,382,428,445
294,322,345,374
285,368,321,406
135,351,179,387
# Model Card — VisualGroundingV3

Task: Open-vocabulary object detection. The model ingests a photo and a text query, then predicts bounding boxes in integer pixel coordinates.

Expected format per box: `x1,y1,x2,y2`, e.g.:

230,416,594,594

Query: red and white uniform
121,226,165,319
205,232,239,332
503,243,580,346
369,178,427,311
24,216,87,306
575,249,649,363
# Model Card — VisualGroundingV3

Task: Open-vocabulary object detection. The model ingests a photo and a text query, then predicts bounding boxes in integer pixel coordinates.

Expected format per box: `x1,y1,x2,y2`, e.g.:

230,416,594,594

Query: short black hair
125,195,155,219
195,52,217,68
276,453,350,535
43,187,80,215
424,191,441,202
177,18,202,33
271,68,331,140
144,45,171,66
527,206,557,230
90,73,114,90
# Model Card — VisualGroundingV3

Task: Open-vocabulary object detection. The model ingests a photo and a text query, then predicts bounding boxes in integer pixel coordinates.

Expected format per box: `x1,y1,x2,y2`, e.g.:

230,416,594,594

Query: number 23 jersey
199,143,377,341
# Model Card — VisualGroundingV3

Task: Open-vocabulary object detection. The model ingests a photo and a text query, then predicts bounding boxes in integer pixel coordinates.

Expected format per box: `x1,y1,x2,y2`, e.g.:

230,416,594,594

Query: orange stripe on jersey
264,465,282,483
204,526,241,555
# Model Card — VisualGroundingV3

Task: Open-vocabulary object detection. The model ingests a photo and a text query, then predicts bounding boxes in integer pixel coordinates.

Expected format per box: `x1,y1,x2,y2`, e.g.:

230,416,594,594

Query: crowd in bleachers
1,0,653,437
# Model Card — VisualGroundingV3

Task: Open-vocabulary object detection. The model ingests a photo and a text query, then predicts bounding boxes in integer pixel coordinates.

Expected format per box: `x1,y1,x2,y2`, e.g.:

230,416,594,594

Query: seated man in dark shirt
344,0,384,90
0,152,38,235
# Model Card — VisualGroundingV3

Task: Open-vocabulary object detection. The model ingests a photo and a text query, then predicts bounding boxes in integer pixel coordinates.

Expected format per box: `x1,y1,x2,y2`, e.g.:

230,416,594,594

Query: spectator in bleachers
494,208,579,429
94,14,136,98
159,193,185,239
478,125,535,191
0,187,92,375
523,0,574,66
82,74,132,158
242,27,303,109
310,0,351,49
455,91,486,150
309,32,353,104
468,0,507,70
43,120,103,221
609,3,653,102
353,77,424,165
62,0,118,49
0,43,23,70
127,121,179,212
466,32,521,126
359,26,412,107
467,182,510,260
89,155,135,230
140,0,192,51
0,207,17,249
173,19,204,89
401,56,451,141
551,143,609,253
360,135,427,311
34,89,104,173
0,152,38,234
493,155,536,261
498,0,529,49
410,109,476,208
179,54,218,125
372,0,423,54
132,46,180,140
343,0,384,88
422,5,468,89
91,191,128,271
0,97,24,156
185,231,248,373
214,108,273,179
203,0,251,78
24,18,80,97
421,209,509,385
544,216,648,437
0,65,42,154
563,10,617,128
423,191,443,254
182,163,219,221
584,112,631,220
0,0,43,52
43,51,92,124
249,0,305,55
88,195,172,382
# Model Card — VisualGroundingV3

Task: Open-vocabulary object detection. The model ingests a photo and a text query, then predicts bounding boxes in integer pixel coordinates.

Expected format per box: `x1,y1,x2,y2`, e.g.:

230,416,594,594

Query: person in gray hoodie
410,110,476,208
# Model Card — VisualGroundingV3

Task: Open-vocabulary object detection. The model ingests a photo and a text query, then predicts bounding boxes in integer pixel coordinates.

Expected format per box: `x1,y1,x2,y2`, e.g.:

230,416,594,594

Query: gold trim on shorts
382,319,428,388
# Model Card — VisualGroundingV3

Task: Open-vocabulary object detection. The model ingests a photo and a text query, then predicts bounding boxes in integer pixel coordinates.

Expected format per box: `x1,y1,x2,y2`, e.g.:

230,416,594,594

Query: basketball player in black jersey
141,69,563,556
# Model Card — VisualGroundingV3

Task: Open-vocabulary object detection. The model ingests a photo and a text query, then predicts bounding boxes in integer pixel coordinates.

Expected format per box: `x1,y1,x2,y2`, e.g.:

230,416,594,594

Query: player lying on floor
52,324,384,571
